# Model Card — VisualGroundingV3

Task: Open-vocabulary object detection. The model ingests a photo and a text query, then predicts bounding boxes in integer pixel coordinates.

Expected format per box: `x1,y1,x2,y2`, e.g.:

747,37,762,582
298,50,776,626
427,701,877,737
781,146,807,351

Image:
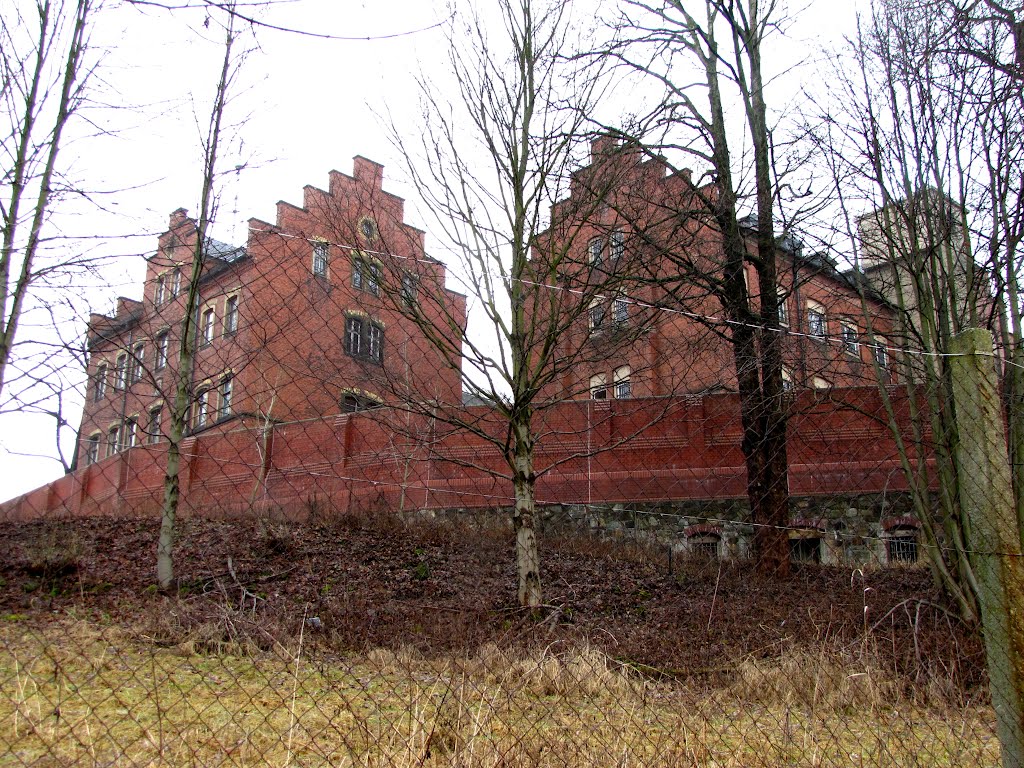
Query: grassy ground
0,616,999,767
0,514,997,765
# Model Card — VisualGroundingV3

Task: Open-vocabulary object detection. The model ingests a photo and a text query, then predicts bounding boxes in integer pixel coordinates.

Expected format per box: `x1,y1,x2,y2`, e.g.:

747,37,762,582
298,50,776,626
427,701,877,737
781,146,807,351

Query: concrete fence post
950,327,1024,768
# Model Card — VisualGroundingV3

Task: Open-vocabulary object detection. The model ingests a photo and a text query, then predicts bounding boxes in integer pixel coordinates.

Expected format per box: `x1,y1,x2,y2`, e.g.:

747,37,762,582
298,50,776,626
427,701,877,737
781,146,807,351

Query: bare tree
371,0,653,608
0,0,98,403
609,0,801,576
812,0,1024,621
157,3,249,589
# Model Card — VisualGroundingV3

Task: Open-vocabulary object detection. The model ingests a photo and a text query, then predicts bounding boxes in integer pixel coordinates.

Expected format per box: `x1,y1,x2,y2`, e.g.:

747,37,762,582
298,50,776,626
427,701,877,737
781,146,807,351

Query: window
114,353,128,390
195,389,210,428
346,317,363,356
806,300,826,338
612,297,629,325
344,316,384,363
613,365,631,399
224,295,239,335
218,376,233,419
155,274,166,305
888,529,919,563
841,323,859,356
85,433,100,465
171,268,182,298
131,343,144,384
873,339,888,369
353,257,380,296
610,230,625,261
588,300,605,333
778,292,789,326
790,536,821,563
590,373,608,400
106,426,119,457
341,392,382,413
123,418,137,449
312,241,329,278
588,237,603,266
360,218,378,241
368,324,383,362
401,274,418,307
811,376,830,390
148,405,162,444
689,536,720,560
155,331,169,371
200,308,215,346
94,363,108,401
781,368,794,392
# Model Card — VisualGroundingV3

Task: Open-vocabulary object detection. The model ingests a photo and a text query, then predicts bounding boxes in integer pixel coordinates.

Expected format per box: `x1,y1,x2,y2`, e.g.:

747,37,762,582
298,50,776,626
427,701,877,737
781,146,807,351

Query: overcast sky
0,0,866,502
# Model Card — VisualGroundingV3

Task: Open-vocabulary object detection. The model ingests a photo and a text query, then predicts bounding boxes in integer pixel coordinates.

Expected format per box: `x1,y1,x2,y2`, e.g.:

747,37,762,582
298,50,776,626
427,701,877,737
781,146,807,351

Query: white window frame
588,300,605,333
106,425,119,457
353,255,380,296
612,297,629,325
171,268,182,298
218,376,233,419
613,365,631,399
367,324,383,362
590,373,608,400
806,300,826,338
195,389,210,428
588,237,603,266
85,433,101,465
123,417,138,449
610,230,625,261
201,307,215,346
155,331,169,371
841,322,859,356
148,404,163,444
777,291,789,326
312,241,329,278
346,316,363,356
114,353,128,390
873,339,889,370
155,273,166,305
131,343,145,384
401,274,418,307
94,362,108,401
224,294,239,335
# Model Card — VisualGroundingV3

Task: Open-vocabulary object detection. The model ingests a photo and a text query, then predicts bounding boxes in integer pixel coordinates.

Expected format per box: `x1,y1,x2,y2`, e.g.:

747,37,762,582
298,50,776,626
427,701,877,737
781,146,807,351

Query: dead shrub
728,647,901,711
21,522,86,581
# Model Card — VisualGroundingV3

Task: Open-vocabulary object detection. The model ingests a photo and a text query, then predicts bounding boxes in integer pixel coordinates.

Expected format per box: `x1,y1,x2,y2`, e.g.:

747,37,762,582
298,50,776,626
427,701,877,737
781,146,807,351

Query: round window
360,218,377,241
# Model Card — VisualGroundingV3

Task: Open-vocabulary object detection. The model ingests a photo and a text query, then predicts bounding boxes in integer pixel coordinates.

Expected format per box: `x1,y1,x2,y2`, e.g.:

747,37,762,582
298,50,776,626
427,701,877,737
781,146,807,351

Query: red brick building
537,137,897,403
76,156,467,468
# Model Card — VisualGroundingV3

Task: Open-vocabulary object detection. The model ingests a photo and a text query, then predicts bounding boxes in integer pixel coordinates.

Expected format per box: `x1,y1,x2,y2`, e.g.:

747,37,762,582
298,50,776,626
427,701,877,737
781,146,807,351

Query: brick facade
535,137,898,402
76,157,467,469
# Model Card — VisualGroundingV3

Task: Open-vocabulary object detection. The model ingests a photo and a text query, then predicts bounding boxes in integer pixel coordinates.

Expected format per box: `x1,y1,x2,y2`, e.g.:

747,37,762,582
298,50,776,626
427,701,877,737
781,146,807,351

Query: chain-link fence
1,153,1021,765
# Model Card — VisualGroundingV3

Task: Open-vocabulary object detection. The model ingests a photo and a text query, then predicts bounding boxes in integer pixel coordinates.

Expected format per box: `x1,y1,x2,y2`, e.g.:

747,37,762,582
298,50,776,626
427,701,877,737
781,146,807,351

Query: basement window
888,527,919,563
689,535,720,560
790,536,821,564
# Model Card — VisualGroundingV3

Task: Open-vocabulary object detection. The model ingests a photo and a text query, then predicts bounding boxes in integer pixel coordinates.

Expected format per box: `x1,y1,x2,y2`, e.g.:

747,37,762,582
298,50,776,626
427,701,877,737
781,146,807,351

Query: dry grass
0,616,999,767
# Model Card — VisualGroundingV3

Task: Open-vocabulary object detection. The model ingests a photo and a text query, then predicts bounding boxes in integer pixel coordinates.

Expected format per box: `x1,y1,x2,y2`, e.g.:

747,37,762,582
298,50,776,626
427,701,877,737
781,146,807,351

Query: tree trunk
511,417,542,609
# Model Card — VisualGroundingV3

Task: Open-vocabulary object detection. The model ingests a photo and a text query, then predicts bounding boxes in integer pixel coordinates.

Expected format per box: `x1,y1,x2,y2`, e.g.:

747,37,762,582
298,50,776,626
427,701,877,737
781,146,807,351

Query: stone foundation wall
423,492,924,568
